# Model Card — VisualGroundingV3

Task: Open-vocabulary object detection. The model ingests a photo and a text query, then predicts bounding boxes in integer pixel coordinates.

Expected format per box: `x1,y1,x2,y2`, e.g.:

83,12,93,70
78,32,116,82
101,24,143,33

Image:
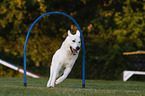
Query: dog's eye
79,41,81,43
72,40,75,42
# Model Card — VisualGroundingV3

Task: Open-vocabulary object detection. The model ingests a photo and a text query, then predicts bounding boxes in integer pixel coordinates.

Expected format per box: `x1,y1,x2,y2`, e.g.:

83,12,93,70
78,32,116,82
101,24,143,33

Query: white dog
47,30,81,87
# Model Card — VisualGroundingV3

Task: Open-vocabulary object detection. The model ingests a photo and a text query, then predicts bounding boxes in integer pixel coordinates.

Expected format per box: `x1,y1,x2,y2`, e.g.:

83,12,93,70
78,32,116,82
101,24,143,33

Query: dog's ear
76,30,80,37
68,30,72,36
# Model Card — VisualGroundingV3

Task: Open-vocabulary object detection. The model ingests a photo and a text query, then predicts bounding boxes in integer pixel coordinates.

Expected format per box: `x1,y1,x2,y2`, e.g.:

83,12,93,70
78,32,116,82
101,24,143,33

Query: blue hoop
23,12,85,88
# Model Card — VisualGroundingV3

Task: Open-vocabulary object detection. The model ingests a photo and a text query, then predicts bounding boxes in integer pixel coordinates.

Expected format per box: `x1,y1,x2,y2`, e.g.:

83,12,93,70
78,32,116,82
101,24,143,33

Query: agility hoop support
123,70,145,81
23,12,85,88
0,59,41,78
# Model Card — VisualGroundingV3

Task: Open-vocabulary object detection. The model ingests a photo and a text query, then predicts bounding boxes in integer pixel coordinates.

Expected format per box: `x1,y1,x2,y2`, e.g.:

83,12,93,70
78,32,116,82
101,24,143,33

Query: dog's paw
50,84,55,88
47,85,54,88
55,80,60,85
47,84,54,88
47,83,50,87
47,85,50,87
50,86,54,88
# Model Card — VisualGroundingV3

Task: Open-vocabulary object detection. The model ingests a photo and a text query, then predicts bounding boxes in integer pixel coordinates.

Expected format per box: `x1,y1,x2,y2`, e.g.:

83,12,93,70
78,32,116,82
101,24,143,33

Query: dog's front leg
49,65,61,87
47,65,60,87
55,67,72,85
47,65,54,87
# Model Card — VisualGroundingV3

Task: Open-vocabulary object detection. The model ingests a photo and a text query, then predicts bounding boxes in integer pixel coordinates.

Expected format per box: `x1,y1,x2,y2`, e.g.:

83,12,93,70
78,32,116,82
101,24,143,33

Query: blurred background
0,0,145,80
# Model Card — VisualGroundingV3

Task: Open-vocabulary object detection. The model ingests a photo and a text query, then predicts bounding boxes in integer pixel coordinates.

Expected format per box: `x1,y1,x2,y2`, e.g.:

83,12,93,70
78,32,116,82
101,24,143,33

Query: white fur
47,30,81,87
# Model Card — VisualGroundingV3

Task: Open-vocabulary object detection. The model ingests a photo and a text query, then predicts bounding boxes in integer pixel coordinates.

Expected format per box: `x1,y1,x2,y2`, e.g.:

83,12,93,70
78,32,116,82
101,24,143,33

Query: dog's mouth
70,46,78,55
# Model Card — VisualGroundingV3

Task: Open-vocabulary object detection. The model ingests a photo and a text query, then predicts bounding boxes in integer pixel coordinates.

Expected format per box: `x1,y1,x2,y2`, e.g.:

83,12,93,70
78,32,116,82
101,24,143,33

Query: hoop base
82,84,85,88
24,83,27,87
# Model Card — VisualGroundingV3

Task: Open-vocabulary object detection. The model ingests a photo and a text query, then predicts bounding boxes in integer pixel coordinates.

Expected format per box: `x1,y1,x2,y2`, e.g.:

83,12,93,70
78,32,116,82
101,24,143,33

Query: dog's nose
76,46,80,50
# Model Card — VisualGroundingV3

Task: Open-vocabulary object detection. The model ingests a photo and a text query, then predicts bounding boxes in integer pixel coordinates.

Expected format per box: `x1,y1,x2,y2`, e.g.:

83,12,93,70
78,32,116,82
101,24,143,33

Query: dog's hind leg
55,67,72,85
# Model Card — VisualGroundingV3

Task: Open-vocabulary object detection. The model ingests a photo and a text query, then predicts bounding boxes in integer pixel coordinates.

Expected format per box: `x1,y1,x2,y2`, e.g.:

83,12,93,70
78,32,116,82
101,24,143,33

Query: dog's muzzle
70,46,80,55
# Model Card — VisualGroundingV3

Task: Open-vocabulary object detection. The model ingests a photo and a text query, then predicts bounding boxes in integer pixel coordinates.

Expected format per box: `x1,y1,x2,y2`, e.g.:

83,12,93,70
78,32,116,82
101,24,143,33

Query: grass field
0,77,145,96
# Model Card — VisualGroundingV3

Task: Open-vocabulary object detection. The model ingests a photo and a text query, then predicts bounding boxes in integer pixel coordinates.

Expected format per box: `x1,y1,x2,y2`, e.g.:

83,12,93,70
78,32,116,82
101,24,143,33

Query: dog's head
67,30,81,55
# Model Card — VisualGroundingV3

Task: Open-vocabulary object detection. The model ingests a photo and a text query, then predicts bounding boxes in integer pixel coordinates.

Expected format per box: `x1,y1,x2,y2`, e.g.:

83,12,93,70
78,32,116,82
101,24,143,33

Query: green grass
0,77,145,96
